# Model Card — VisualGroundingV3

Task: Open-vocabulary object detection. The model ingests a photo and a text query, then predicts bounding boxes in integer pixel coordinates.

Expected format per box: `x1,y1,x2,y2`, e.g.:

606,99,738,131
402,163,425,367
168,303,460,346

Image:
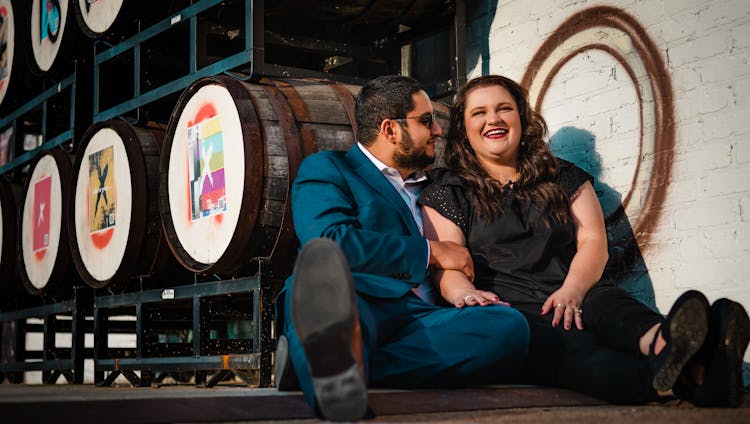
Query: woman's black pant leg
581,284,664,354
517,308,657,404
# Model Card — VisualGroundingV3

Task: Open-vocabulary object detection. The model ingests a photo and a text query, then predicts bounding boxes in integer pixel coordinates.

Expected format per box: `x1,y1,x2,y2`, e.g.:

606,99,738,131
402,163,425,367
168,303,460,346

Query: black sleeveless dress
419,159,664,404
419,159,594,306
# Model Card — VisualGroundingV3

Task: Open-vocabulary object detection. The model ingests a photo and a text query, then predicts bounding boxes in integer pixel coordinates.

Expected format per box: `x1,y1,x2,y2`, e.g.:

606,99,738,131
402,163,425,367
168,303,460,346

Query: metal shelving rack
92,0,263,123
0,288,90,384
0,0,469,387
93,260,273,388
0,73,77,175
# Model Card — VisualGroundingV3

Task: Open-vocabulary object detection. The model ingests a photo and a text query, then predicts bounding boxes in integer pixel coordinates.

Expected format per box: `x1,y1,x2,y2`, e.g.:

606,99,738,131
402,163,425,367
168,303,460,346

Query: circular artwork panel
74,0,123,37
21,154,64,289
73,126,133,282
166,83,245,266
29,0,69,73
0,0,16,104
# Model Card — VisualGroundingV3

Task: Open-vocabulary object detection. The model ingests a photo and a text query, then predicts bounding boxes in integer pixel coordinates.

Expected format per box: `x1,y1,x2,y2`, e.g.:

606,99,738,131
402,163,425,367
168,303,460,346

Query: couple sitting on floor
273,74,750,421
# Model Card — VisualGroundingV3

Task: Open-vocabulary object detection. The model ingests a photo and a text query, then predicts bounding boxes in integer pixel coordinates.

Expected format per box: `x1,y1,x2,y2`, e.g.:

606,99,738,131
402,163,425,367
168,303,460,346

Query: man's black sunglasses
393,113,435,130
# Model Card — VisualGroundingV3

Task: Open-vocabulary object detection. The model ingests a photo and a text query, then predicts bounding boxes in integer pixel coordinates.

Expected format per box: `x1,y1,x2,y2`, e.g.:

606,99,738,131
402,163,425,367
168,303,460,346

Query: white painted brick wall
470,0,750,362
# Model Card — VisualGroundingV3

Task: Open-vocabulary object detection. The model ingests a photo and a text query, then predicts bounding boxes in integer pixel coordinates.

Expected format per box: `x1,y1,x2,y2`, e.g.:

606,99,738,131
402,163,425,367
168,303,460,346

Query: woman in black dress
419,75,749,405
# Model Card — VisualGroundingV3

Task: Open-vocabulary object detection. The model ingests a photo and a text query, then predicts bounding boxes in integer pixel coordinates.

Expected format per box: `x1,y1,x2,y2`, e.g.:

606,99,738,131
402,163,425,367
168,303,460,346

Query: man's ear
379,119,399,145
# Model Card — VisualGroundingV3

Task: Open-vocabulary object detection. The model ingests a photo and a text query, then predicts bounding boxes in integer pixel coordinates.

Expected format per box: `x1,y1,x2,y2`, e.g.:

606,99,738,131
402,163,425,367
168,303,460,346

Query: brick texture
468,0,750,362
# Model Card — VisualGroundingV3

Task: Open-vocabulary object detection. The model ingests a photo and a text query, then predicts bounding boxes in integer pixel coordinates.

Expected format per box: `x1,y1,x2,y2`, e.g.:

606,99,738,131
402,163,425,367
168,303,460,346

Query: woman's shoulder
420,168,472,234
554,157,594,197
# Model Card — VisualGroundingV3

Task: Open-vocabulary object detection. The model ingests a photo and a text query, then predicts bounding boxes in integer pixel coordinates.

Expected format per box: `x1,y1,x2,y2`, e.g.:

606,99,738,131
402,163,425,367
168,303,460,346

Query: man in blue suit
275,76,530,421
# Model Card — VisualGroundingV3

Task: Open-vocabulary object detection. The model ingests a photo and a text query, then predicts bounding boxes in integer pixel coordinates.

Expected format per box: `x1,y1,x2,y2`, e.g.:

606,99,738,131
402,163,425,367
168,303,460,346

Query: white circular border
167,84,245,265
0,0,15,104
30,0,69,73
22,154,63,289
74,126,133,282
78,0,122,35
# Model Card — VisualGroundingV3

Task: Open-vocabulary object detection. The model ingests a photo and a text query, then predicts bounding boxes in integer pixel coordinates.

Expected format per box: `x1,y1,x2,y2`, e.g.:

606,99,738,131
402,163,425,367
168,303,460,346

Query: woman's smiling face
463,84,523,167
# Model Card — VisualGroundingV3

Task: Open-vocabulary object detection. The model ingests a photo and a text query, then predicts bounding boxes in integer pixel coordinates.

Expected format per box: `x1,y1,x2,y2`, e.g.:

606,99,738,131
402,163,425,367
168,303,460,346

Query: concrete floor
0,383,747,423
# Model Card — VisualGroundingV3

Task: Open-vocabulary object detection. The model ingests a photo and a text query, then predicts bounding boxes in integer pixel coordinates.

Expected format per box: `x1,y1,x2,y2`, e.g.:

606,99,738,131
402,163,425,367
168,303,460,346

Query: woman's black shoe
687,299,750,407
649,290,710,392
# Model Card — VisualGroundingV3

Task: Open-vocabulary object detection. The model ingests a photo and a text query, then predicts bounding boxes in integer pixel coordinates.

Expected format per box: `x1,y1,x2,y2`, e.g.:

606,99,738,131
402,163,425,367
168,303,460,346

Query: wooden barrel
71,0,123,38
19,149,75,297
69,120,180,290
25,0,74,75
0,0,17,108
0,1,38,112
161,75,449,283
71,0,187,39
159,76,359,277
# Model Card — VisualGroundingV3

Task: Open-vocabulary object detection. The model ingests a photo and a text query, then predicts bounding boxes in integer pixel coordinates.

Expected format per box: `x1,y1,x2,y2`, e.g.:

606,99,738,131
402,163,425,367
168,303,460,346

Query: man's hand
428,240,474,281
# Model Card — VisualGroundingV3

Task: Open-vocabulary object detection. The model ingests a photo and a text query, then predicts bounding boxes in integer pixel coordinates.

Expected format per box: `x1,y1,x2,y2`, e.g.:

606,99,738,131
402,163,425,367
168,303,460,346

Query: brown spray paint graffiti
521,6,676,250
519,6,676,306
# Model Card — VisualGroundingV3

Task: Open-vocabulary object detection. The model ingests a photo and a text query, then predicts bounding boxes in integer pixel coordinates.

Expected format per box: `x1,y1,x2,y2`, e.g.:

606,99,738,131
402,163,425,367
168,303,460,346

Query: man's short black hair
355,75,425,146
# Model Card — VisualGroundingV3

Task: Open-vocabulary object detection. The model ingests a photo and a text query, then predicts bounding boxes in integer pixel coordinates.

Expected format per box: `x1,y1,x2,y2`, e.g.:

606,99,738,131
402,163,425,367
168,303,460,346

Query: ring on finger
555,303,566,309
575,308,583,315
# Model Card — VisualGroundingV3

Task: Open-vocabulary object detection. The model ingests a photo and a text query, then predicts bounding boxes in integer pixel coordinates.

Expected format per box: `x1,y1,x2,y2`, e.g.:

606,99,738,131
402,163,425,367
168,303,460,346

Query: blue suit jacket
290,145,429,299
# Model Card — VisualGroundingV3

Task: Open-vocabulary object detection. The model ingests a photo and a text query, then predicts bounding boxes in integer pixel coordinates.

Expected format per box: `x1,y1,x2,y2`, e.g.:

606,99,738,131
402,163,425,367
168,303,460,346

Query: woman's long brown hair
444,75,570,225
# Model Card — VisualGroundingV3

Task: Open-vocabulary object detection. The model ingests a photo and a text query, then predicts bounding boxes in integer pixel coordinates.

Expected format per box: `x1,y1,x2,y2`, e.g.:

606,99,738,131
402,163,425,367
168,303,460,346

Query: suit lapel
345,146,422,236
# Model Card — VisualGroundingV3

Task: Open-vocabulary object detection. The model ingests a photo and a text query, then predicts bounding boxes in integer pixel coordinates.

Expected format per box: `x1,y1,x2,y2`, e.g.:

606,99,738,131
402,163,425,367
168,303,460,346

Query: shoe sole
718,300,750,407
291,238,367,421
653,296,709,392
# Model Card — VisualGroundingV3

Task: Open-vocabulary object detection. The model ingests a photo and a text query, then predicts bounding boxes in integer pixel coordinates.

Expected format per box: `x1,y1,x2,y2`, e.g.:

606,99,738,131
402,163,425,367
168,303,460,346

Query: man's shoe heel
312,364,368,422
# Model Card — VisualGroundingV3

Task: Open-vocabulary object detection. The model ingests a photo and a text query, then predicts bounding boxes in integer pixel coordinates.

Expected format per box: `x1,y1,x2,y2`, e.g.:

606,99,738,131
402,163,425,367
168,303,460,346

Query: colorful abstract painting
88,145,115,234
188,115,227,221
33,176,51,252
40,0,61,44
0,6,8,85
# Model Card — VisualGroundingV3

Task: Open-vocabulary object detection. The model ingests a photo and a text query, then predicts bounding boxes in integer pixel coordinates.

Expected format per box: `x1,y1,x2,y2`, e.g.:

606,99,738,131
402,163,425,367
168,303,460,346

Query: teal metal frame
0,74,76,174
93,262,273,388
0,287,90,384
93,0,262,122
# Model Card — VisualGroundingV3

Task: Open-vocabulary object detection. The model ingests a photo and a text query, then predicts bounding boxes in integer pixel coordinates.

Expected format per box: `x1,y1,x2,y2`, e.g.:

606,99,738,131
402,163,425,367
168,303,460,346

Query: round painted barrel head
20,150,72,295
71,121,145,288
29,0,70,74
72,0,123,38
161,77,261,274
0,0,16,106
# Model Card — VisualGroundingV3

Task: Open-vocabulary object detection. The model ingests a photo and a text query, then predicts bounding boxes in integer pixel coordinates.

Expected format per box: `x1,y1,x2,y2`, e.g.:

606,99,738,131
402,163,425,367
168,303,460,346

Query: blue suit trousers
280,283,530,408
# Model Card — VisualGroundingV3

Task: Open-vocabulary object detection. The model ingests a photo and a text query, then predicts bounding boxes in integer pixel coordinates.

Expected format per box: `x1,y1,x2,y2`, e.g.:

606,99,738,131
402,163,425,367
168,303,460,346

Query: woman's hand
540,182,608,331
447,287,509,308
541,284,587,330
435,269,508,308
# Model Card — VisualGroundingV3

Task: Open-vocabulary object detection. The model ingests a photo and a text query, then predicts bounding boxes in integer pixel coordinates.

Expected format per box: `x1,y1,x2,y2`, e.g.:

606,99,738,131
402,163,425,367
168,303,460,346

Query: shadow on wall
466,0,499,75
549,127,657,312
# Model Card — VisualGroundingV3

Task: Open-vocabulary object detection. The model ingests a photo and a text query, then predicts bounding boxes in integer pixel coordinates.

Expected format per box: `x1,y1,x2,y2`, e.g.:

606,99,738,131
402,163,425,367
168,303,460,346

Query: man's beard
393,130,434,171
